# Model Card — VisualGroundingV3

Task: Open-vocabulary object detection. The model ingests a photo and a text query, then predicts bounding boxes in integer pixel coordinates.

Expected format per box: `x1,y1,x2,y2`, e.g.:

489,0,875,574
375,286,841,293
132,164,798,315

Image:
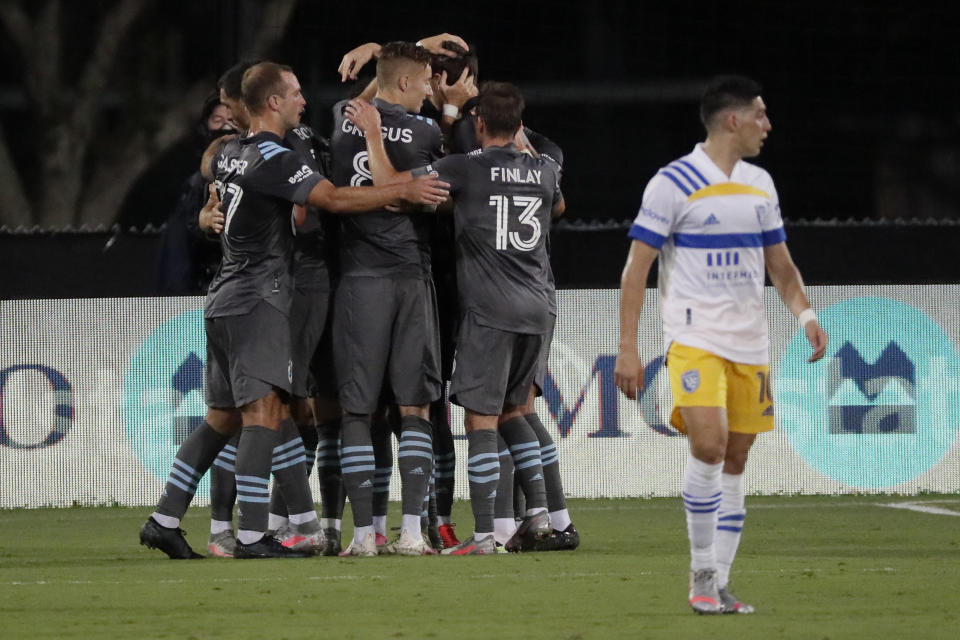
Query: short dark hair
241,61,293,115
700,75,763,129
218,61,257,100
477,81,524,138
376,41,432,87
430,41,478,82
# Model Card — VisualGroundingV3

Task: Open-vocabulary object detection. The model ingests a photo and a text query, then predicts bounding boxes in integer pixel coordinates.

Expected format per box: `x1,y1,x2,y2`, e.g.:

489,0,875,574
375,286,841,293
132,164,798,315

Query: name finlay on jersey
288,164,314,184
217,154,248,176
491,167,542,184
340,119,414,143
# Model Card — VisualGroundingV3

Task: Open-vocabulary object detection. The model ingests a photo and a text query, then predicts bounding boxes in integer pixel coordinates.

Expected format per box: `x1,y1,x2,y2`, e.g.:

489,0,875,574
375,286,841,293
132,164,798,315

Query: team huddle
139,34,578,566
138,34,828,616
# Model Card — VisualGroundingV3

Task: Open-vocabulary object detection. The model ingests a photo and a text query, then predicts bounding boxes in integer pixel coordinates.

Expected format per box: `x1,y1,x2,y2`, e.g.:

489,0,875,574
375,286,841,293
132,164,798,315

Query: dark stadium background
1,1,959,296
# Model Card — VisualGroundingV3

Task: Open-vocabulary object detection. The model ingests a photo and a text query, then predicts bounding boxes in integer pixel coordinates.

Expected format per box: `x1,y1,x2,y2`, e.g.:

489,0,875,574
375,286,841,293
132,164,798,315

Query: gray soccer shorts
205,300,292,409
533,315,557,396
309,288,339,400
332,275,442,413
290,285,331,398
449,311,546,416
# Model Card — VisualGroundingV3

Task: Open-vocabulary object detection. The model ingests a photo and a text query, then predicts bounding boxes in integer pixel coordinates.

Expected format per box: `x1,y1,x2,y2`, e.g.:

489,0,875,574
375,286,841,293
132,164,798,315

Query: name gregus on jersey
340,118,414,144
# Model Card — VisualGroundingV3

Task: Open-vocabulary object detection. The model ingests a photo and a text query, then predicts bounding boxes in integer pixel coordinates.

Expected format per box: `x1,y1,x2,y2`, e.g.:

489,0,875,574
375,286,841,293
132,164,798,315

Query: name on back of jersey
289,126,312,141
340,119,413,144
491,167,542,184
217,154,248,176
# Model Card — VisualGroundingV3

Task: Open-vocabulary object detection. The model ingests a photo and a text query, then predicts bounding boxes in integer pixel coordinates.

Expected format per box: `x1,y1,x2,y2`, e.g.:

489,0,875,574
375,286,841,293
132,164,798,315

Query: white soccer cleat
688,569,723,614
275,520,325,555
338,532,378,557
387,527,439,556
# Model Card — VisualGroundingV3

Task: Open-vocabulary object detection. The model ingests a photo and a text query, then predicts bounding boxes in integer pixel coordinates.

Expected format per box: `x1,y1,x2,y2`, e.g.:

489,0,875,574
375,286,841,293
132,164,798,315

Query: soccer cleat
719,586,755,614
338,532,378,557
321,527,342,556
374,532,389,554
386,528,439,556
441,535,497,555
139,517,203,559
688,568,723,614
207,529,237,558
438,523,460,549
275,520,326,555
234,534,310,559
504,511,551,552
425,523,443,551
531,524,580,552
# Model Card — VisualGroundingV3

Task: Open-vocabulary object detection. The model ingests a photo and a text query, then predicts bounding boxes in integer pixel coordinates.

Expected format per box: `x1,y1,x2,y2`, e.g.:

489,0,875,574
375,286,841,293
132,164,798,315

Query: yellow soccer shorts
666,342,774,435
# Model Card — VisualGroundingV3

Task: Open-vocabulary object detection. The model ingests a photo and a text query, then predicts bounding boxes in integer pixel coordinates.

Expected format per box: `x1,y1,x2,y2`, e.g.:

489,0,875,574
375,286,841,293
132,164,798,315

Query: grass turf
1,495,959,639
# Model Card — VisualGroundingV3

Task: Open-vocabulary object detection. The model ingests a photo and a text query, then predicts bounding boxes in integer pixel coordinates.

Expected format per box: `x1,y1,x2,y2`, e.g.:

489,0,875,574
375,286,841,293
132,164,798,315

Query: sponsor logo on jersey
287,164,314,184
640,206,669,226
681,369,700,392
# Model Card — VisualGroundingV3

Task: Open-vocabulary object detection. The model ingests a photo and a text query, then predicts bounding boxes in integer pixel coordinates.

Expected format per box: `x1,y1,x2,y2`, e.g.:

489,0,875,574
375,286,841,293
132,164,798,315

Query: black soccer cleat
234,534,311,559
139,517,203,559
504,510,551,552
532,524,581,552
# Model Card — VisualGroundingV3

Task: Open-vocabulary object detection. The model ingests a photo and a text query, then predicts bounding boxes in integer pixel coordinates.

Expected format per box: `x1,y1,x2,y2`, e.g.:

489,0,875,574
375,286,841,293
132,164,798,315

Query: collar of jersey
692,142,743,183
372,98,409,116
240,130,284,146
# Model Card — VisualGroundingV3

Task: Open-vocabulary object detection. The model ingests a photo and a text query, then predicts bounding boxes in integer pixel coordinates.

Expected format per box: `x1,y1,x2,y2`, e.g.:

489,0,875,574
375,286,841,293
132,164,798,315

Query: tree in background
0,0,298,229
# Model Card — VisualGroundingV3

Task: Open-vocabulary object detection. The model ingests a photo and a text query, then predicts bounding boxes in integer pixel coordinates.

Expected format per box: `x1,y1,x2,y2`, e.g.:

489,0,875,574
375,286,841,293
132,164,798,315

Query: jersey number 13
489,195,542,252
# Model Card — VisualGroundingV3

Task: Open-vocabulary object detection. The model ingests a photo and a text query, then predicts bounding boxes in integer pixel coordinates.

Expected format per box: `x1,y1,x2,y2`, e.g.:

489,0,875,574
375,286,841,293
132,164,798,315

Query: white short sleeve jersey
629,143,786,364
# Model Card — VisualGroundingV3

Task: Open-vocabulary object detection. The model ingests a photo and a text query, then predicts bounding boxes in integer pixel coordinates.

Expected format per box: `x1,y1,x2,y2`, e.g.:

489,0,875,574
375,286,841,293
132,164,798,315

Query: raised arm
764,242,828,362
614,240,660,399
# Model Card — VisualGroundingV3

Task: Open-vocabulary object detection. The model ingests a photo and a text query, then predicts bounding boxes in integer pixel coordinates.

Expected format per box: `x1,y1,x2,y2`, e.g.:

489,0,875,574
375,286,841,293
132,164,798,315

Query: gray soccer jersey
417,144,561,334
205,131,325,318
285,125,335,290
330,98,443,278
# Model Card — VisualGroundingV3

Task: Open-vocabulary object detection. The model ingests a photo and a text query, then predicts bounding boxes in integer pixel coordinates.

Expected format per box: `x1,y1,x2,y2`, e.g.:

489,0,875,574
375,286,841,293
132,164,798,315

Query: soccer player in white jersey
614,75,828,614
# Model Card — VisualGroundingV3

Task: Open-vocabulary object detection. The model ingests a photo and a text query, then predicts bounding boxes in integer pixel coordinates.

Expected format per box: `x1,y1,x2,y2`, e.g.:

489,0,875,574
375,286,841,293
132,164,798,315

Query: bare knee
206,408,241,435
241,390,290,430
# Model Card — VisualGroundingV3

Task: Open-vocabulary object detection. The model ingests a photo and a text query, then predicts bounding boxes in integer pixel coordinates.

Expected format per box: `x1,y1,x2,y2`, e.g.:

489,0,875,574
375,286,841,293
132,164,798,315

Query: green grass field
2,495,959,639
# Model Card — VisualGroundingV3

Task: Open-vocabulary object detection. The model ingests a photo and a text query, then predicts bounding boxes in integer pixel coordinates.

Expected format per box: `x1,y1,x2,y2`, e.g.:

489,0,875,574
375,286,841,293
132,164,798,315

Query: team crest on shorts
681,369,700,393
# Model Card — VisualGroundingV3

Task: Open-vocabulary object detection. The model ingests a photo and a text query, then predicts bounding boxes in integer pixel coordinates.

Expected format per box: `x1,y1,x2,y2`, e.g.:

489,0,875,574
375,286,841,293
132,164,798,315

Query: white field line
877,501,960,517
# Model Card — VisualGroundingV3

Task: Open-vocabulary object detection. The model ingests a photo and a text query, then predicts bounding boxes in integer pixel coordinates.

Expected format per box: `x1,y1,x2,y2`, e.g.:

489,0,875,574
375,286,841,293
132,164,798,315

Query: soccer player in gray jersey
139,61,448,560
346,82,564,554
328,41,447,557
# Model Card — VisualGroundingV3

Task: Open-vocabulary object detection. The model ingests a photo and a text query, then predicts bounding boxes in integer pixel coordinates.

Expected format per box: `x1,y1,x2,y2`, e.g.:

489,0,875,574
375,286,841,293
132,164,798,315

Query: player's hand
614,350,645,400
439,68,476,109
338,42,381,82
198,183,224,234
345,99,381,134
805,320,828,362
403,172,449,206
417,33,469,57
292,204,306,227
514,128,540,157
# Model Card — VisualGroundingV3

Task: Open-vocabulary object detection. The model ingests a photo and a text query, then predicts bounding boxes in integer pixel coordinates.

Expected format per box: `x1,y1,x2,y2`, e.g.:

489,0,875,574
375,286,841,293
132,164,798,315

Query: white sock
320,518,341,531
237,529,263,545
438,515,451,526
267,513,288,531
209,519,232,535
493,517,517,545
401,514,420,533
151,512,179,529
289,511,319,525
473,531,494,541
353,524,374,544
716,472,746,588
525,506,547,517
549,508,572,532
372,515,387,536
682,453,723,571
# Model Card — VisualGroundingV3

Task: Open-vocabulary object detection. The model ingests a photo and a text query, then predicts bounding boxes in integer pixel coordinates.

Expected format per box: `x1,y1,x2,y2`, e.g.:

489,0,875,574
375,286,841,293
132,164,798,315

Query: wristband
442,103,460,119
797,308,817,327
415,40,424,47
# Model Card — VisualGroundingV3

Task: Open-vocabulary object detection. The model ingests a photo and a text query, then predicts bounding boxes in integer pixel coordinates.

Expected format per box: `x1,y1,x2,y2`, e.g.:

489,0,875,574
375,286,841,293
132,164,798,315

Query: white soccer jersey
629,143,786,364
